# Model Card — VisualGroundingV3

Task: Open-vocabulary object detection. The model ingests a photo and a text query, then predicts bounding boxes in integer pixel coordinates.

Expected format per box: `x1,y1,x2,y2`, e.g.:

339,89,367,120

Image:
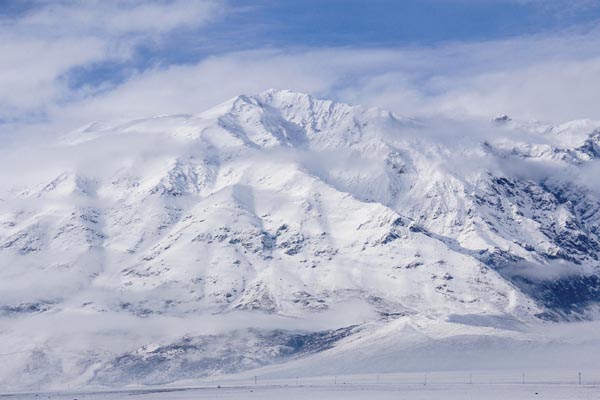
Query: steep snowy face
1,89,600,388
0,90,537,320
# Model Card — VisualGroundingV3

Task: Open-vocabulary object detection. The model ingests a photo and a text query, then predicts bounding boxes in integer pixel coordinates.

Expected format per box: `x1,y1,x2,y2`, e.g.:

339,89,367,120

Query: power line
0,350,30,356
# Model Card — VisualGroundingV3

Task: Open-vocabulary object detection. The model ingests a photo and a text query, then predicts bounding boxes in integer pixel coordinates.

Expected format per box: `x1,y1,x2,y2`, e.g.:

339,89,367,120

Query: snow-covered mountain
2,89,600,389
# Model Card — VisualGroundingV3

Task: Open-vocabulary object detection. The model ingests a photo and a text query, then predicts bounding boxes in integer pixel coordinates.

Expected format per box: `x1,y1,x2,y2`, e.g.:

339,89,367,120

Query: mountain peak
216,89,353,117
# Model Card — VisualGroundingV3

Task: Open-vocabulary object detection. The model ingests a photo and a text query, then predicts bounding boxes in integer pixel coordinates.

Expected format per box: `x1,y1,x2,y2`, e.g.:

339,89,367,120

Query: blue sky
221,0,600,46
63,0,600,88
1,0,600,138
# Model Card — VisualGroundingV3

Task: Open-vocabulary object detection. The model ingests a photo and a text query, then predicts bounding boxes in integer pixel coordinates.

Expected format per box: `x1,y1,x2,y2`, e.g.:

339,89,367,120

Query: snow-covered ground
4,372,600,400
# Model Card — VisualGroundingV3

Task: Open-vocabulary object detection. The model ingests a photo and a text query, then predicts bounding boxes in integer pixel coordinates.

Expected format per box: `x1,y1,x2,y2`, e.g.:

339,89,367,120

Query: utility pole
424,374,427,386
334,375,337,385
469,374,472,385
254,376,257,386
522,373,525,385
377,374,380,384
296,376,299,386
579,372,582,385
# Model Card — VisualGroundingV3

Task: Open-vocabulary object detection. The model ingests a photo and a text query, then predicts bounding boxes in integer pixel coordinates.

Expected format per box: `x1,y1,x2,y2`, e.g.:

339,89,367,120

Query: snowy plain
4,372,600,400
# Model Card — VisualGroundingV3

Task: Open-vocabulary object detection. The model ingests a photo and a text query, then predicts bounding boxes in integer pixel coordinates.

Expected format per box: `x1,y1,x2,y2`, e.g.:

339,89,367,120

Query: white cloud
0,35,106,115
15,0,223,37
26,28,600,137
0,0,223,123
431,57,600,121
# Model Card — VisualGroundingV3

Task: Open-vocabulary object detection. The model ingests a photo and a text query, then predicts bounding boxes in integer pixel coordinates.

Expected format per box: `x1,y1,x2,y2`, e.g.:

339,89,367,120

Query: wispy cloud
14,0,223,37
0,0,223,127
